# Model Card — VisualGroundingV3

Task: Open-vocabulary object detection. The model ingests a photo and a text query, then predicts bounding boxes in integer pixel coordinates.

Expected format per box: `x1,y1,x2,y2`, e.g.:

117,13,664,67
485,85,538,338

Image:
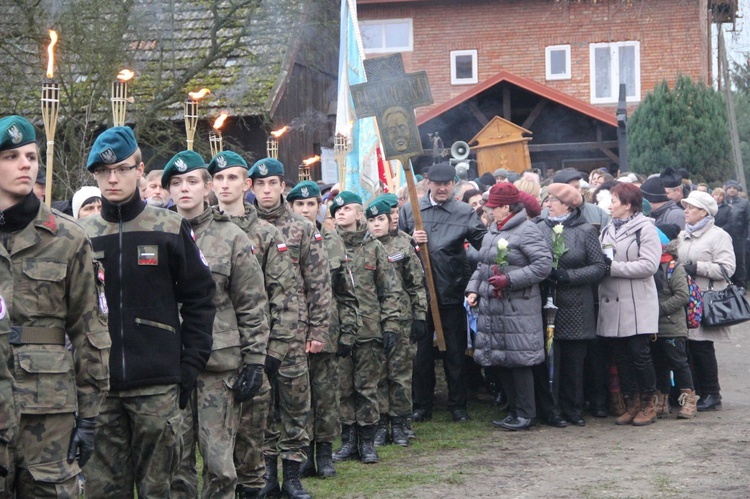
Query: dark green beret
87,126,138,172
375,193,398,209
249,157,284,179
364,198,392,219
287,181,321,203
207,151,248,175
0,115,36,152
161,150,207,188
330,191,362,216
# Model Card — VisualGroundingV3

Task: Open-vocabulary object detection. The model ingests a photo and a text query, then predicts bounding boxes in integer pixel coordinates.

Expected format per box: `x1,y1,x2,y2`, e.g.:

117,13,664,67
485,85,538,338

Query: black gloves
383,331,398,355
233,364,264,403
549,269,570,283
264,354,282,380
410,320,428,343
683,262,698,278
603,256,612,275
336,342,353,358
67,416,97,466
179,363,200,410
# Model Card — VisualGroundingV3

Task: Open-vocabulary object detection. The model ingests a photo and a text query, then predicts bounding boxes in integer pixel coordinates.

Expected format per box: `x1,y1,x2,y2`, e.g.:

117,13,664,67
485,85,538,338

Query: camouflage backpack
667,260,703,329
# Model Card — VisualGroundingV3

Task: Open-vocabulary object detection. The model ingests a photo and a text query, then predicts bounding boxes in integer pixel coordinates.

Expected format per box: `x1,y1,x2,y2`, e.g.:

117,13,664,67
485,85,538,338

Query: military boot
374,414,390,447
238,485,261,499
615,394,640,425
391,417,409,447
677,389,698,419
315,441,336,478
404,418,416,439
654,390,670,418
632,392,657,426
298,444,315,478
259,455,281,498
280,460,312,499
332,424,358,462
358,425,379,464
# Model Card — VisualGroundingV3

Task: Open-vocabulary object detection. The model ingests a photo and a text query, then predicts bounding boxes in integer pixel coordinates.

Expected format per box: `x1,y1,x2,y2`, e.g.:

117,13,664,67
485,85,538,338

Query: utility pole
719,27,746,190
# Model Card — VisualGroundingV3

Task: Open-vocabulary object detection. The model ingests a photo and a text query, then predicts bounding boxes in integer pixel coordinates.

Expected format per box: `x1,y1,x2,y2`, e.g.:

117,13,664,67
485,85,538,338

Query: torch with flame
41,29,60,206
184,88,210,150
266,125,289,159
111,69,135,127
209,113,228,157
298,155,320,181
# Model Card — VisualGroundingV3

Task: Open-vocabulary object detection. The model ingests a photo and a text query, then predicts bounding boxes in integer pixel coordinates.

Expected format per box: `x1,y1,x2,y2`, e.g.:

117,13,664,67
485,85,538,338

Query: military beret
428,162,456,183
330,190,362,216
287,180,321,203
87,126,138,172
161,150,207,188
35,168,46,186
377,193,399,209
659,167,682,188
207,151,248,174
365,198,392,219
0,115,36,152
249,157,284,179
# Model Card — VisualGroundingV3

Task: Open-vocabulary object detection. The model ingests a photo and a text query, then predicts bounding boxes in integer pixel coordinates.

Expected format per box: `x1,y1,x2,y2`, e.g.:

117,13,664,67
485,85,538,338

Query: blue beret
330,191,362,216
162,150,207,188
0,115,35,152
207,151,248,174
364,198,392,219
87,126,138,172
287,181,321,203
249,157,284,179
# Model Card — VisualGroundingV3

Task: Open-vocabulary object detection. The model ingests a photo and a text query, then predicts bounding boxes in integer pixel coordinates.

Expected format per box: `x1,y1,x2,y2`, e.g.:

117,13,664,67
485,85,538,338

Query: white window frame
545,44,571,80
589,41,641,104
450,50,478,85
360,18,413,54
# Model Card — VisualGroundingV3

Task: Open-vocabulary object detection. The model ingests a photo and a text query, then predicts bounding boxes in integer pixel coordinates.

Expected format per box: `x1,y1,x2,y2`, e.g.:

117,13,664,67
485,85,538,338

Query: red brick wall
358,0,710,116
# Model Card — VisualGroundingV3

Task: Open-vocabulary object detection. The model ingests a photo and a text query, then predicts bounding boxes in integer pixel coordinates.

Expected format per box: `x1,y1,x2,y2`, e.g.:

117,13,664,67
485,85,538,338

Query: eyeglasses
92,165,138,178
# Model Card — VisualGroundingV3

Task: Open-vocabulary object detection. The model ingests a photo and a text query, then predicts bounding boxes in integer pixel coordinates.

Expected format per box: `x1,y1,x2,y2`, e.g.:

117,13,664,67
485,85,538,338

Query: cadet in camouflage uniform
0,295,13,482
163,152,269,499
288,181,360,478
80,127,216,498
249,158,331,499
0,116,111,498
208,151,300,498
331,192,400,464
365,196,427,447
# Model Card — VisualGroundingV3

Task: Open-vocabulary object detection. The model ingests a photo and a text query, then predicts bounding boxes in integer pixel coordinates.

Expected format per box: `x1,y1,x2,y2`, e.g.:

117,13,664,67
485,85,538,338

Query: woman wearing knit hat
465,183,552,430
534,183,607,427
72,186,102,219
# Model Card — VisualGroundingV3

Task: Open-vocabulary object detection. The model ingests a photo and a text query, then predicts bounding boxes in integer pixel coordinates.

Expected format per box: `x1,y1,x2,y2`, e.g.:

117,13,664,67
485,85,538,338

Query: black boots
298,444,315,478
315,441,336,478
237,485,261,499
332,424,358,462
390,417,409,447
281,460,312,499
374,414,390,446
357,425,379,464
259,455,280,498
697,393,722,411
410,407,432,422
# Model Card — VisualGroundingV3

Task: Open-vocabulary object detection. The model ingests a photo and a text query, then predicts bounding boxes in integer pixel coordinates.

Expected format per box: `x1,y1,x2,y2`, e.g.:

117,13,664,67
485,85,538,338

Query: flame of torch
302,155,320,166
46,30,58,79
270,126,289,138
213,113,228,130
188,88,211,101
117,69,135,82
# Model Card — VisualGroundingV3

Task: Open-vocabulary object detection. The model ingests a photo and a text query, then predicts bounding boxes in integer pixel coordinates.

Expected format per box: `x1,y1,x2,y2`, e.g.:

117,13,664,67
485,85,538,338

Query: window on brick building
589,41,640,104
450,50,478,85
360,19,413,54
546,45,571,80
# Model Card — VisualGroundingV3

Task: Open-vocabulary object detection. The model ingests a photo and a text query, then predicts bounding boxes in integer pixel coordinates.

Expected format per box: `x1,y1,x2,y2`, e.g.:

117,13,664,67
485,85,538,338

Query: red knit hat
518,191,541,218
485,182,520,208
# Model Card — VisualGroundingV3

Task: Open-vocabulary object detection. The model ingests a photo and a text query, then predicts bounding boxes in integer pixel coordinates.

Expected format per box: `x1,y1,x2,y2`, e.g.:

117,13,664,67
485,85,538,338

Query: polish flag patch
277,243,288,252
314,233,322,242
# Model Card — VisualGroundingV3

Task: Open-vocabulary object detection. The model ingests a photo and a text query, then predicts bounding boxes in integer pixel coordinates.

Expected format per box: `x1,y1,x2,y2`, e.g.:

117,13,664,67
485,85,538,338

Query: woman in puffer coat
677,191,735,412
597,183,661,427
536,183,606,427
466,183,552,431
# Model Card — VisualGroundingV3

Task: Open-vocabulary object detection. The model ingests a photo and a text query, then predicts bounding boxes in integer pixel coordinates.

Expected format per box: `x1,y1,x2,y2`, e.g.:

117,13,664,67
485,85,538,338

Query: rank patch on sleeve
138,245,159,265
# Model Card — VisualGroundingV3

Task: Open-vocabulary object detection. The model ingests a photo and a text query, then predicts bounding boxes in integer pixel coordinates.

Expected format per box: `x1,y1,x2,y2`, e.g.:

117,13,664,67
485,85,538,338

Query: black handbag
702,266,750,327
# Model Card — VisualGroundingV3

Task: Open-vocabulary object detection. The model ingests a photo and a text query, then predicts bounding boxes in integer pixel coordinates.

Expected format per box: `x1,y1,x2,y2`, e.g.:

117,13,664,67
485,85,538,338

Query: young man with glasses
80,127,216,497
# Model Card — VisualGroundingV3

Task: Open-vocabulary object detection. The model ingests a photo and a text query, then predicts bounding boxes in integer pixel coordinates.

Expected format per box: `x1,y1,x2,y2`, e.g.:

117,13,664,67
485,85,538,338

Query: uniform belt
9,326,66,346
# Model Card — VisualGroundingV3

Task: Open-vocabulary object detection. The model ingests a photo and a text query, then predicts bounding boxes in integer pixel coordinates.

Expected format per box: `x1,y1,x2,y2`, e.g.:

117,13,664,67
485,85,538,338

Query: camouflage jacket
0,295,16,450
0,200,110,418
228,202,301,361
337,223,401,342
378,231,427,323
320,225,360,351
189,207,269,370
255,198,331,346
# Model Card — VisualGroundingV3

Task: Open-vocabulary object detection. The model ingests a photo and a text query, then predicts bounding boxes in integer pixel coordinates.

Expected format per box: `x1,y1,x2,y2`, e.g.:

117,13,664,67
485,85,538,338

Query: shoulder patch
314,233,322,242
190,228,197,242
43,214,56,231
277,243,288,252
388,252,405,263
250,244,256,255
414,244,420,253
364,263,376,270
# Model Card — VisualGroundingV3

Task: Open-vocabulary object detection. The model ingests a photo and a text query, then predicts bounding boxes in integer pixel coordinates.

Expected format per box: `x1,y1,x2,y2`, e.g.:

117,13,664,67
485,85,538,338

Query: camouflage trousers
2,413,80,499
339,340,385,426
234,371,271,488
171,370,240,499
263,343,311,463
377,323,416,417
306,352,340,443
84,386,182,498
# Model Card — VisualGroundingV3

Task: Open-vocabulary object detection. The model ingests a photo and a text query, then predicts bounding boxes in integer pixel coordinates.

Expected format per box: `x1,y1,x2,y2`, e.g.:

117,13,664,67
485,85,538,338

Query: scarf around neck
685,215,713,235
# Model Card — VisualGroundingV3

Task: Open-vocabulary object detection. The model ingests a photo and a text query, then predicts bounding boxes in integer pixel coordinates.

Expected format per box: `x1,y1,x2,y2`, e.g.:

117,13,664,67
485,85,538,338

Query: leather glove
179,363,201,410
410,319,428,343
603,256,613,275
382,331,398,355
232,364,264,403
336,342,353,358
683,262,697,278
488,273,510,299
264,354,282,380
67,416,96,467
550,269,570,283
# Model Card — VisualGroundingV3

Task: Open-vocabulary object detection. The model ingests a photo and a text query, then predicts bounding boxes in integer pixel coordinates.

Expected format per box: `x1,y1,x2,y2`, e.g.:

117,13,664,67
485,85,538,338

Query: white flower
553,224,564,235
497,238,509,250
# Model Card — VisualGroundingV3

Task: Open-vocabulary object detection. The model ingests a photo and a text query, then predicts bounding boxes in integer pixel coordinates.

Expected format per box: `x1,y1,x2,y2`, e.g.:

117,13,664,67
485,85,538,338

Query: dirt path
394,326,750,498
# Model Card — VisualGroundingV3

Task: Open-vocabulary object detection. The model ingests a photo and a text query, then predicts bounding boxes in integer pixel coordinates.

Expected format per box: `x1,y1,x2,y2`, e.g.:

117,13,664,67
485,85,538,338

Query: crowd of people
0,112,744,498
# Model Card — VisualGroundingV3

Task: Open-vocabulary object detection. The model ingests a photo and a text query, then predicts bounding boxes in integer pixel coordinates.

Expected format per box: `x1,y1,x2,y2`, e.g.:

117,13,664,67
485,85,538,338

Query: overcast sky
721,0,750,70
